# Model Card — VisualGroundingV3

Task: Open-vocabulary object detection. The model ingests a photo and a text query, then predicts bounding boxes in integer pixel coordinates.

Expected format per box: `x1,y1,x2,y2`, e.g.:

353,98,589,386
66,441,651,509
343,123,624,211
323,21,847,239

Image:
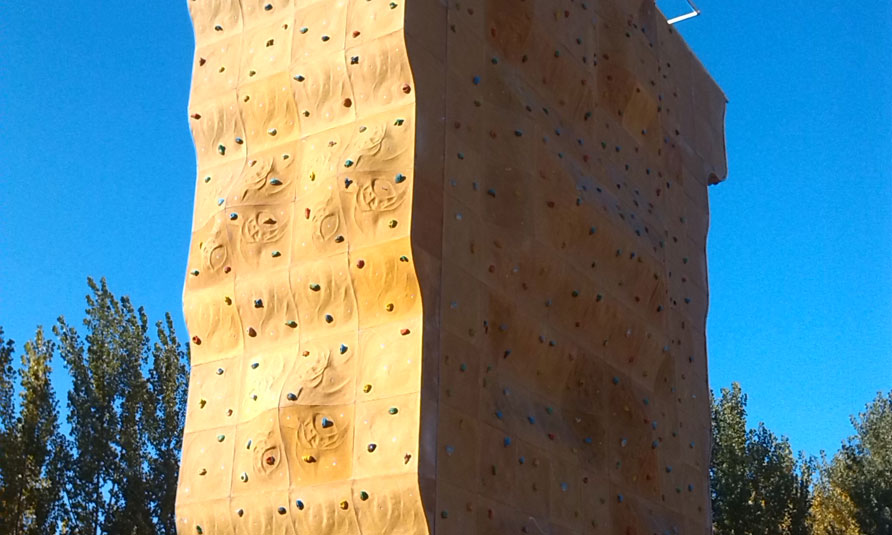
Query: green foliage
0,327,67,535
811,454,860,535
825,391,892,534
711,382,812,535
146,314,189,535
0,327,20,533
52,277,188,535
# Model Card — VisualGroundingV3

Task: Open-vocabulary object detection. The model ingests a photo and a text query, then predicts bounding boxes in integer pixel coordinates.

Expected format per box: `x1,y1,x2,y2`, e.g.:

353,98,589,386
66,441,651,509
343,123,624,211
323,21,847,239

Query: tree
711,382,812,535
811,453,860,535
826,391,892,534
0,327,67,535
55,278,188,535
146,314,189,535
55,278,155,535
0,279,190,534
102,289,154,535
0,327,19,533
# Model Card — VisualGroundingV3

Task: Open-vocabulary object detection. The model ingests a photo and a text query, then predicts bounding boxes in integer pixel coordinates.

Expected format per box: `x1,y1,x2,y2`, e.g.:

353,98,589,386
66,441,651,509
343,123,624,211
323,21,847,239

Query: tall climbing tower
177,0,728,534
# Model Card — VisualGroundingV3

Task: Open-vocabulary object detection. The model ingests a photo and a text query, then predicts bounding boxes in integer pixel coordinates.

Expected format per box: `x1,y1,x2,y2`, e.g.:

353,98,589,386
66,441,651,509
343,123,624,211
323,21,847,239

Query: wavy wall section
178,1,430,534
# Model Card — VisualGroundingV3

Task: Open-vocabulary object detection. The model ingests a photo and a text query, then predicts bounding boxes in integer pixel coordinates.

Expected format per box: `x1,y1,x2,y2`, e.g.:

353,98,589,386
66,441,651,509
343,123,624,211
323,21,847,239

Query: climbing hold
277,506,287,515
287,392,297,401
324,314,334,323
309,283,321,291
360,491,369,501
400,328,410,336
339,500,349,510
388,407,399,415
395,173,406,183
363,384,372,393
321,417,334,428
253,299,263,308
296,500,304,510
367,443,377,452
339,344,348,354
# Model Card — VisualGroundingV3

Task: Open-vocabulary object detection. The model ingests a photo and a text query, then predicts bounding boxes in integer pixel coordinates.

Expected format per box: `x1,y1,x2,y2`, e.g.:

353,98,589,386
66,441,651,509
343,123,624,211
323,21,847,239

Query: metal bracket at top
666,0,701,25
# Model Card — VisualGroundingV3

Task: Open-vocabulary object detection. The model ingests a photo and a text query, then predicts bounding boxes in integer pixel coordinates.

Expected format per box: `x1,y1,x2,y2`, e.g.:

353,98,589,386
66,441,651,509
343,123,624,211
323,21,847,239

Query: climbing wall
178,0,727,534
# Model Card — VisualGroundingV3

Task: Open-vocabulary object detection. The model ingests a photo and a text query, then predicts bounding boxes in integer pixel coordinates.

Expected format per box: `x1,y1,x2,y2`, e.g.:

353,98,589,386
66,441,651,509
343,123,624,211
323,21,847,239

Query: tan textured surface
178,0,727,534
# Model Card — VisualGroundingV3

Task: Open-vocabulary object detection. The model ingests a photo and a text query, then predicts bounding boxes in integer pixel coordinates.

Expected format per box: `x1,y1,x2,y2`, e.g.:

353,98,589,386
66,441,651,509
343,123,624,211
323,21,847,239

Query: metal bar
666,0,701,25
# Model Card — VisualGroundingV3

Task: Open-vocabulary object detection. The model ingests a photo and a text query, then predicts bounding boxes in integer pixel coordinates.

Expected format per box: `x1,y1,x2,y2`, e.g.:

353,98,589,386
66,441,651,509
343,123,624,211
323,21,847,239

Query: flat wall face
418,0,726,533
178,0,727,534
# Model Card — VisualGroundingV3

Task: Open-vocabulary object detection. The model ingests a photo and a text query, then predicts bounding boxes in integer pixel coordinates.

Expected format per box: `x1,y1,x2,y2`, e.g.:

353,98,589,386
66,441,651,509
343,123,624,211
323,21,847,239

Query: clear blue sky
0,1,889,458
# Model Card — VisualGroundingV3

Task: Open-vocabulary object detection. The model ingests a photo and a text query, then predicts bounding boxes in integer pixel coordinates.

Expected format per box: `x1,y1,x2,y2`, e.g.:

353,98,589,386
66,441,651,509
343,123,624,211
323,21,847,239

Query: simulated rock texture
177,0,727,534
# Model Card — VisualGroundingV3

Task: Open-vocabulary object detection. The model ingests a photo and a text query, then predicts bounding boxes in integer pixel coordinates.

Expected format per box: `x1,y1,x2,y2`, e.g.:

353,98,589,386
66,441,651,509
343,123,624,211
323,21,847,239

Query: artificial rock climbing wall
178,0,727,534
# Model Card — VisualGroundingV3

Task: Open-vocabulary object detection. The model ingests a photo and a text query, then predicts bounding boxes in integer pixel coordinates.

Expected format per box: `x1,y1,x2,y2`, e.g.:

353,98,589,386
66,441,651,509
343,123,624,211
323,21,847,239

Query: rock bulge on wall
178,0,727,534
